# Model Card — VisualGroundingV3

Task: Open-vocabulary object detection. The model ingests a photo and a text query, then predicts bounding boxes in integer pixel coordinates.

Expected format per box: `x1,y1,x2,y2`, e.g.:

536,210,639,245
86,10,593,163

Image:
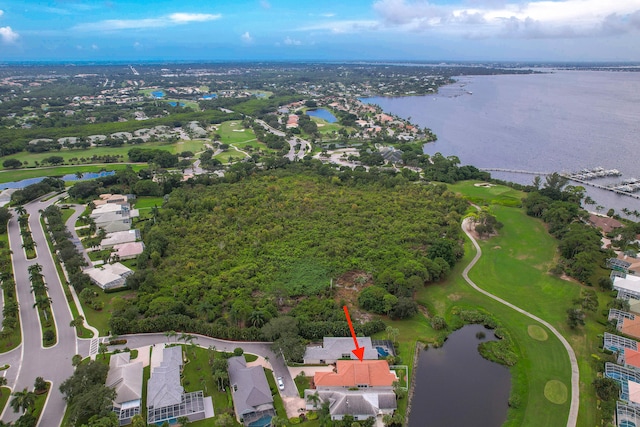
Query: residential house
303,337,378,364
112,242,145,261
147,345,209,424
615,274,640,300
106,353,143,426
313,360,397,390
589,214,623,235
84,262,133,290
305,360,397,421
227,356,275,426
101,229,141,250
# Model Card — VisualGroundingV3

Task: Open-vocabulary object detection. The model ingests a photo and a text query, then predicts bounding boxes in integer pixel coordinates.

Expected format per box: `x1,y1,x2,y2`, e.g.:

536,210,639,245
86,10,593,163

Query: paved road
0,194,77,426
461,218,579,427
112,333,299,398
65,205,93,266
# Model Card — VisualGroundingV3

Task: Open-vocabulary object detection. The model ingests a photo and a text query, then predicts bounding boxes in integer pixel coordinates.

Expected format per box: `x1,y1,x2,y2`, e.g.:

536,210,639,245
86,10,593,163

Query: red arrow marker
343,305,365,361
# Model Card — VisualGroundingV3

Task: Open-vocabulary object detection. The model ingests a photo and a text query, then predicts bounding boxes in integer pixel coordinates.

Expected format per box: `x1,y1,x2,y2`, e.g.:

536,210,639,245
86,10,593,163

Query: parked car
277,377,284,390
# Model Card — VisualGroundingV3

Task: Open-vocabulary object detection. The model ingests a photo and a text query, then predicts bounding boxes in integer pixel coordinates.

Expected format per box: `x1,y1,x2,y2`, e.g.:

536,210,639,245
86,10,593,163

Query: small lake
202,94,217,100
167,101,185,107
307,108,338,123
0,170,116,190
151,90,165,98
409,324,511,427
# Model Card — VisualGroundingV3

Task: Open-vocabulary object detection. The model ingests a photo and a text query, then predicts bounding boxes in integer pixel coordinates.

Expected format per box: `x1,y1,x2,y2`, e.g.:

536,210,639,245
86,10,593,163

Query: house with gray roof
304,337,378,364
106,353,143,426
227,356,275,426
147,345,210,424
304,389,396,422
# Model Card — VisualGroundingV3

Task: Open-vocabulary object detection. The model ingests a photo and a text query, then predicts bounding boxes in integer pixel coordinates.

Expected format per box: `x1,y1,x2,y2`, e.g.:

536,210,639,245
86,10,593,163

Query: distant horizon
2,59,640,66
2,1,640,62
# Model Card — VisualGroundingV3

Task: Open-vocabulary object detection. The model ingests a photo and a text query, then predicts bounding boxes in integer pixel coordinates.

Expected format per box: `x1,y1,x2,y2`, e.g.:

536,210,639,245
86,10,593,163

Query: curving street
0,194,77,425
461,218,579,427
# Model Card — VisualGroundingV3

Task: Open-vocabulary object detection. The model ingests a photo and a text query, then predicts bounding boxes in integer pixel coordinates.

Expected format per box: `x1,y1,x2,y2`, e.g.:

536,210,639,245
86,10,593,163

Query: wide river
364,70,640,213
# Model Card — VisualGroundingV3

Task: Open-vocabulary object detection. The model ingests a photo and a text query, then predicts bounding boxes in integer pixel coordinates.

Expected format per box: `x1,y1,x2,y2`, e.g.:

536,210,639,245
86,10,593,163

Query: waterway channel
409,324,511,427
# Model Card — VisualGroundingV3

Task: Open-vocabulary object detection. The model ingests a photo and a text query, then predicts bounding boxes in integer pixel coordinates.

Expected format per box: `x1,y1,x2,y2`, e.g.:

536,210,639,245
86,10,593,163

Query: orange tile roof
314,360,396,388
622,317,640,340
625,348,640,368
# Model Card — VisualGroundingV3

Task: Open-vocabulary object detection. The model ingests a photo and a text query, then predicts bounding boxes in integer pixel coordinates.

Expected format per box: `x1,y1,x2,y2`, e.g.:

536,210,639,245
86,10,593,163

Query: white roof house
304,337,378,364
615,274,640,300
84,262,133,290
101,229,140,249
91,203,132,217
106,353,143,426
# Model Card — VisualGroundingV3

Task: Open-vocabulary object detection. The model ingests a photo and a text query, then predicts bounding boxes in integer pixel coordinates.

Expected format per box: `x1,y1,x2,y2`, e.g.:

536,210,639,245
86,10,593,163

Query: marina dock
481,167,640,200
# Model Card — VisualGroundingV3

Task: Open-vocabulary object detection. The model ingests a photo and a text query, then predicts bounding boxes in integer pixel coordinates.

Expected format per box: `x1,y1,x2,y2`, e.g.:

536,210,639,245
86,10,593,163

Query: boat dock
480,167,640,200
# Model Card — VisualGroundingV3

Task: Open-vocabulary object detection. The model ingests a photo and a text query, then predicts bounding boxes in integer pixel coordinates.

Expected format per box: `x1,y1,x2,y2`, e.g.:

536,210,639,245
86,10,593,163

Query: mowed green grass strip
215,121,257,144
448,181,603,425
416,237,572,427
0,163,147,184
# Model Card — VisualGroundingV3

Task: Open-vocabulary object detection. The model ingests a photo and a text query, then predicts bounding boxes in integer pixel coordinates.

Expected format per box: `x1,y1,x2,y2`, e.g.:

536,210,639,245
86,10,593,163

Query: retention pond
409,324,511,427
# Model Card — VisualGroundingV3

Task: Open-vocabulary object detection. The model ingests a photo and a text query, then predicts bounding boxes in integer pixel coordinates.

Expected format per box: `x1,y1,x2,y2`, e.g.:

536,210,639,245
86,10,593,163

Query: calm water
409,324,510,427
364,70,640,213
0,170,115,189
307,108,338,123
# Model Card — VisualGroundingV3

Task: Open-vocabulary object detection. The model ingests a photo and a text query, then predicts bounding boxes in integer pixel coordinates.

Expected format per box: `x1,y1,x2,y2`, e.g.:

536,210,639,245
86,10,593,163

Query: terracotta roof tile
314,360,396,388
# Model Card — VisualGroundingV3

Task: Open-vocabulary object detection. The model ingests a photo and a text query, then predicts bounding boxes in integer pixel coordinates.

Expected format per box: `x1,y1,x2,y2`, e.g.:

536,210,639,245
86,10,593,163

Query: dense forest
110,167,469,358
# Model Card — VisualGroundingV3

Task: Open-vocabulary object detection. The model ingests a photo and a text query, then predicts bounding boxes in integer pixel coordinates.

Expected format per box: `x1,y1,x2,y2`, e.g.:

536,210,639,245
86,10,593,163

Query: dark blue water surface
363,70,640,214
409,324,510,427
307,108,338,123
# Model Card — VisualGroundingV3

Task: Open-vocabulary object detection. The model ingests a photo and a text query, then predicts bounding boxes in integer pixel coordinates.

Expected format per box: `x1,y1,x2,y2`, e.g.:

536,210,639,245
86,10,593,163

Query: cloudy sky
1,0,639,61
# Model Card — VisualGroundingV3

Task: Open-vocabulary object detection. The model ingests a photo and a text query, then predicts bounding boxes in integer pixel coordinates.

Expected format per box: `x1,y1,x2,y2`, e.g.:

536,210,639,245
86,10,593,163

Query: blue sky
1,0,640,61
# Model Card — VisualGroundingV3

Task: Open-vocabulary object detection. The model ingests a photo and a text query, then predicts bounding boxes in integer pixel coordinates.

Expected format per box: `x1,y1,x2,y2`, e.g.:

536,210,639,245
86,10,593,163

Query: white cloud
284,36,302,45
321,13,336,18
73,12,221,31
372,0,640,38
91,43,99,50
0,10,4,18
133,41,142,48
0,26,19,44
241,31,253,43
298,20,380,33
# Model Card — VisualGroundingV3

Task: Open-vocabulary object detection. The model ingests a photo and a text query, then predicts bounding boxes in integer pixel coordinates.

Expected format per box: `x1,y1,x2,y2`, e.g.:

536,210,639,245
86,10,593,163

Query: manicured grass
244,353,258,363
181,345,242,425
528,325,549,341
0,163,146,184
214,150,247,164
265,368,288,419
0,387,10,417
0,232,21,352
133,196,164,210
175,139,207,154
215,121,257,145
294,373,311,398
164,98,201,110
31,383,50,424
448,180,525,207
79,289,136,336
544,380,568,404
440,180,607,426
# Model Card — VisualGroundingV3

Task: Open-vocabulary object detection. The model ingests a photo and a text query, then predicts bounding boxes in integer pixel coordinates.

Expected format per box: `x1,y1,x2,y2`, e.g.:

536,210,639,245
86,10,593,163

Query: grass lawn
0,387,10,416
265,368,288,420
181,345,242,426
0,233,21,352
294,373,311,398
164,98,201,111
439,180,608,426
174,139,208,154
214,150,248,164
0,163,147,184
215,121,257,145
134,196,164,210
447,180,524,208
80,289,136,336
31,384,50,424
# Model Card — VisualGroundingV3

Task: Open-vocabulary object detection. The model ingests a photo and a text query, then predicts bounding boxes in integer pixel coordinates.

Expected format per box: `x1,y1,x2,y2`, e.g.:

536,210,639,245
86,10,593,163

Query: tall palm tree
33,295,52,321
0,377,7,395
10,388,36,414
15,206,26,217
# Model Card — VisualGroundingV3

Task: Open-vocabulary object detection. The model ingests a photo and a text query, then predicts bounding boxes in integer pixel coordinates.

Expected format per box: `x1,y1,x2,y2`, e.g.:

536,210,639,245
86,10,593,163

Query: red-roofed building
314,360,396,389
625,348,640,369
622,317,640,340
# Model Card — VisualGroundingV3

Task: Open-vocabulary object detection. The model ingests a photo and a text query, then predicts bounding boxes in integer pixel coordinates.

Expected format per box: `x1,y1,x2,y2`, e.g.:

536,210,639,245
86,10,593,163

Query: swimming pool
248,415,272,427
376,346,390,357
